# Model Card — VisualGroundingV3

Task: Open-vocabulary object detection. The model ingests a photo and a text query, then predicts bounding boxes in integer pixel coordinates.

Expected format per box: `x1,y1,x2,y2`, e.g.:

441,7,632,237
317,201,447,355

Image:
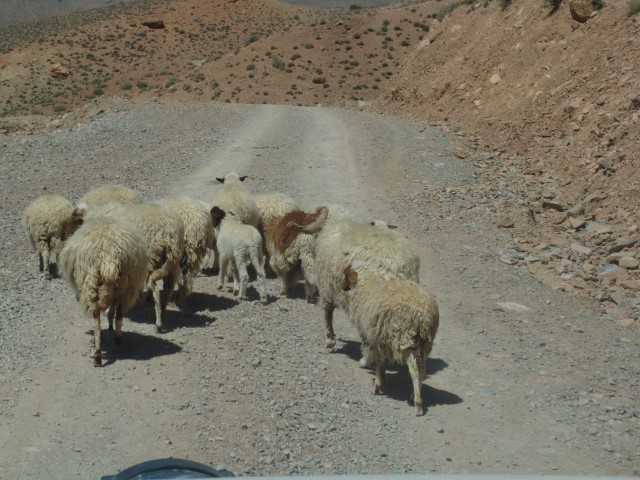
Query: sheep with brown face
341,262,439,416
263,206,327,302
210,206,267,304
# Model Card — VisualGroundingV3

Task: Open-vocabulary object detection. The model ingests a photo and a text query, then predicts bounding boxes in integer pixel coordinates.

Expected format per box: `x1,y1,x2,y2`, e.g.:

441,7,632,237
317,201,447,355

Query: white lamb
341,262,439,416
157,197,214,309
60,216,149,366
83,202,184,333
23,194,76,278
77,184,143,209
310,212,420,349
210,206,267,304
263,206,327,303
212,172,260,228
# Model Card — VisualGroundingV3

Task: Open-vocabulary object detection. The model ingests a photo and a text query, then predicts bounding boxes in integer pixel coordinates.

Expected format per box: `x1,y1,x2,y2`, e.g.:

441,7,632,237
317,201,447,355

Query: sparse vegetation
120,82,132,90
628,0,640,15
435,1,458,21
312,76,327,84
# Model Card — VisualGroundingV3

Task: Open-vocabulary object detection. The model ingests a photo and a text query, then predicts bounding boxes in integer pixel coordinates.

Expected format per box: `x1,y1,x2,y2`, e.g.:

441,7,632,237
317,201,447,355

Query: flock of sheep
22,173,439,415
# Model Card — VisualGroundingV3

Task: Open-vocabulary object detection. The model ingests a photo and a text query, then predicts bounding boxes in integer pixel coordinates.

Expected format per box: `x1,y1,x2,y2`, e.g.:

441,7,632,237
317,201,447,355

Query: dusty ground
0,98,639,478
0,0,639,477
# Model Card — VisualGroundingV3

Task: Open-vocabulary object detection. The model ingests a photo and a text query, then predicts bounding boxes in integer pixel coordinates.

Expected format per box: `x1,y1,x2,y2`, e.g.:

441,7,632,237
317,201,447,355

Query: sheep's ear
370,221,375,226
239,175,248,182
347,268,358,284
216,177,225,184
387,224,398,229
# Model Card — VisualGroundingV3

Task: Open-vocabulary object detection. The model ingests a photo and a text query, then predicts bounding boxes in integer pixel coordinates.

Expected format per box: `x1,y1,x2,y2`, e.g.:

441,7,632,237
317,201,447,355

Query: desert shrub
272,55,285,70
120,82,132,90
349,4,361,9
182,83,191,91
53,104,66,113
591,0,604,8
244,33,260,46
627,0,640,15
246,63,256,71
304,43,314,49
312,76,327,84
165,76,179,88
291,53,301,61
93,87,104,95
500,0,515,9
136,80,148,89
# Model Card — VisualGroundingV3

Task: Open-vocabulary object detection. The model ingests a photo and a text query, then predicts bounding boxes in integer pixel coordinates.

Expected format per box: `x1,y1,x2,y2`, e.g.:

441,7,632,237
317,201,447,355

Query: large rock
569,0,595,23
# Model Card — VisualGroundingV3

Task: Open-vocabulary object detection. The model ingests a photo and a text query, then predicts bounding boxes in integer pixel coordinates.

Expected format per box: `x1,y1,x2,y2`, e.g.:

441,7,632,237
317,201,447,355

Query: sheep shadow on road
85,330,182,366
374,366,463,411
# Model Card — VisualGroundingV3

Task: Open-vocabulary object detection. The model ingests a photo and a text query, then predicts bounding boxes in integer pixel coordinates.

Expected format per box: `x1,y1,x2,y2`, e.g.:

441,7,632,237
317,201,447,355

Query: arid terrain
0,0,639,478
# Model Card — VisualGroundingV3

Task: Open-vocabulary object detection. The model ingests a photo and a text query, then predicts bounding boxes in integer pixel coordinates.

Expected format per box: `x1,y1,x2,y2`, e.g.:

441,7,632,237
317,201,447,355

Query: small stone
618,257,639,269
436,426,445,433
497,216,514,228
609,237,636,253
620,279,640,291
570,243,591,255
277,304,290,312
251,358,262,367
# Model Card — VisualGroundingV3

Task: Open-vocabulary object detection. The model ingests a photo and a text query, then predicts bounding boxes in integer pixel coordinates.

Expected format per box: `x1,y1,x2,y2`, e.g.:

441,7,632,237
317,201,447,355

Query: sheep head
300,206,329,235
210,206,226,228
341,264,359,292
216,172,248,184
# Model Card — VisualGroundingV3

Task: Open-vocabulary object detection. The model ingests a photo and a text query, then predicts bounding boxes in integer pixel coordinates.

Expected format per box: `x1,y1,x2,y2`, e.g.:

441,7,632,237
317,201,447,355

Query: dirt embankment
377,1,640,329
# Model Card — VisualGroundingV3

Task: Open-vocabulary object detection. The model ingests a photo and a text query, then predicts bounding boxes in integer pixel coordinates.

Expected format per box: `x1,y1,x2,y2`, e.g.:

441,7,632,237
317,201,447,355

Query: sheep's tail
297,206,329,234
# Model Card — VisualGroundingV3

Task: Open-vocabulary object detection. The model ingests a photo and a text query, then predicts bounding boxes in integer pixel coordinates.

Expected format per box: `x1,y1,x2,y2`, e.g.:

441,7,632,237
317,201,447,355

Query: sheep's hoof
259,296,268,305
155,324,165,334
325,337,336,349
415,404,424,416
114,335,123,345
93,350,102,367
373,383,381,395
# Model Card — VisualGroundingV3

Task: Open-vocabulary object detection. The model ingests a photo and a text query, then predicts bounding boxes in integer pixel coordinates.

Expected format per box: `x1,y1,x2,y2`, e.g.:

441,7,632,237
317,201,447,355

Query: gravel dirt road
0,98,638,478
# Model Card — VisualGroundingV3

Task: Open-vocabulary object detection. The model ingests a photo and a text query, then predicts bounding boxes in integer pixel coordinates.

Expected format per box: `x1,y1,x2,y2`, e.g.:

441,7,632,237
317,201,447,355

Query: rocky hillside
376,0,640,329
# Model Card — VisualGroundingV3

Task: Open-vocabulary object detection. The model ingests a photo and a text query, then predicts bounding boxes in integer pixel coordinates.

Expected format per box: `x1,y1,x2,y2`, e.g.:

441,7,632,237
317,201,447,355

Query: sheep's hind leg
107,304,116,340
150,280,164,333
236,260,249,300
38,252,44,273
92,308,102,367
407,351,424,416
372,350,385,395
114,304,124,345
249,247,267,304
42,245,51,279
324,302,336,348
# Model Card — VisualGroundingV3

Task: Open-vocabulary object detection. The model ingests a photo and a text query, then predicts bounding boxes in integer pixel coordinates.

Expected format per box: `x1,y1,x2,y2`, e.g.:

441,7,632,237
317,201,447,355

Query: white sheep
77,184,143,209
341,262,439,416
210,206,267,304
83,202,184,333
254,191,299,228
23,194,76,278
212,172,260,228
59,216,149,366
263,207,327,303
310,211,420,349
157,197,214,309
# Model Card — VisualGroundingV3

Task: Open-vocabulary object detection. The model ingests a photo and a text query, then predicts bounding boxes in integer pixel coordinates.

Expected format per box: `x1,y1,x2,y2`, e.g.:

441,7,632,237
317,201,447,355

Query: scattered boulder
50,63,70,78
609,237,636,254
569,0,595,23
142,20,165,29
